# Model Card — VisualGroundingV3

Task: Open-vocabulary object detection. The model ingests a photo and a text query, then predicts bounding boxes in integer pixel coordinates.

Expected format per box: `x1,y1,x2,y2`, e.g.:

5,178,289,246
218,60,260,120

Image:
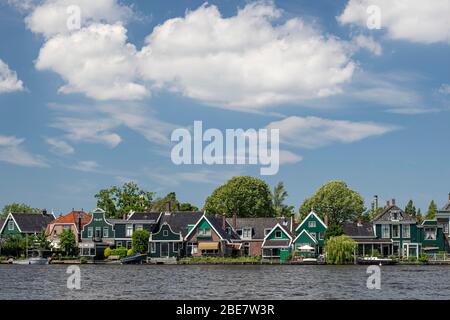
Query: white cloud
439,84,450,95
352,34,382,55
0,59,24,94
267,116,396,149
138,2,356,109
0,135,48,167
338,0,450,44
385,107,440,115
36,23,147,101
25,0,132,38
70,160,99,172
145,168,242,186
45,137,75,154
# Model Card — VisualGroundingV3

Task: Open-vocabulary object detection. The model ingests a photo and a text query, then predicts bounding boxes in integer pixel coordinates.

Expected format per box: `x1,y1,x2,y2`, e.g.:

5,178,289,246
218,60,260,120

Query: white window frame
264,228,272,236
126,224,133,237
402,224,410,238
173,242,179,252
242,228,252,240
382,225,390,239
425,227,437,240
8,220,14,231
275,230,282,239
87,227,93,238
150,242,156,253
392,224,400,238
198,228,211,236
308,221,316,228
163,230,169,237
135,224,143,231
103,227,109,238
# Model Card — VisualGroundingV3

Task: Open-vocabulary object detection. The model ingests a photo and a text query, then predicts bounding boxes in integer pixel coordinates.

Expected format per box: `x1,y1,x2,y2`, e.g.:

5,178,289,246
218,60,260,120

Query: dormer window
308,221,316,228
264,228,271,236
275,230,282,238
8,220,14,231
242,228,252,239
390,211,401,221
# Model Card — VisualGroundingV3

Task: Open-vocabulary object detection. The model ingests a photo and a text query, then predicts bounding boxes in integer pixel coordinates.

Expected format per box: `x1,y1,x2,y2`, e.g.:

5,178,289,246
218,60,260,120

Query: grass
179,256,261,263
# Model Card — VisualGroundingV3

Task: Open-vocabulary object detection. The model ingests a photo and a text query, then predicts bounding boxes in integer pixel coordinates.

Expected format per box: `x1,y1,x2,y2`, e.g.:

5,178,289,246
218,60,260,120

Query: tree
132,230,150,254
426,200,438,220
416,208,423,223
298,181,365,225
405,200,417,218
325,235,357,265
59,229,76,256
179,203,199,211
152,192,179,212
1,235,26,257
324,224,344,240
1,203,40,219
31,231,51,250
272,182,295,217
204,176,275,217
95,182,153,219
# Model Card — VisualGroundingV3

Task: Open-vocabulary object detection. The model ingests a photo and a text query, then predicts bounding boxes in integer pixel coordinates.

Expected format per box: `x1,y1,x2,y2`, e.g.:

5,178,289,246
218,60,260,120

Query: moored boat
13,257,48,265
120,253,147,264
357,257,397,265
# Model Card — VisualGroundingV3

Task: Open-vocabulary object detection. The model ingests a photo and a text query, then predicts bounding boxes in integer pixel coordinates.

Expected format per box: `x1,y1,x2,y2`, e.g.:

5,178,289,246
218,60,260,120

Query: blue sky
0,0,449,214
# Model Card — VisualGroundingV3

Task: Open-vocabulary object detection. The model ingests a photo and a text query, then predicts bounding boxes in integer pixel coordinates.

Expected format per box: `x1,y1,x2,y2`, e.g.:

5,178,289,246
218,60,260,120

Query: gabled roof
226,217,292,240
263,223,293,242
46,211,90,233
441,199,450,212
159,211,204,238
295,211,327,232
292,229,318,244
184,214,240,242
1,213,54,234
0,219,4,232
343,221,375,238
372,205,415,223
128,212,161,222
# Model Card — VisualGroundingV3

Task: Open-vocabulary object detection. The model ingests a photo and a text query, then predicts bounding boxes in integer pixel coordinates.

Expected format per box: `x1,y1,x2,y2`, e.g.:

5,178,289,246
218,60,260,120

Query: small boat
357,257,397,265
14,257,48,265
120,253,147,264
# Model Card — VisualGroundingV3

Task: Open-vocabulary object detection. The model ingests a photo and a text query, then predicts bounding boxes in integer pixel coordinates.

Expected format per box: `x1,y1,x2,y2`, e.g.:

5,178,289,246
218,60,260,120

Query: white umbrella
299,245,314,251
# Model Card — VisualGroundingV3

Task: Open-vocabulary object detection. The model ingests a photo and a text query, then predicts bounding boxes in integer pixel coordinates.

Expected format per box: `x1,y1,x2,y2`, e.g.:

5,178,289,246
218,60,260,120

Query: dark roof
441,200,450,212
226,217,293,239
262,239,291,247
0,219,4,230
159,211,204,237
343,222,375,238
128,212,161,222
373,205,416,223
206,215,240,241
10,213,54,233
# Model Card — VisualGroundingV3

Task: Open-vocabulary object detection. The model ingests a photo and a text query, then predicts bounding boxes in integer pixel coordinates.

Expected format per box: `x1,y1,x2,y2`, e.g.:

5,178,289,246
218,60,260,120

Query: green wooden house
0,211,54,239
417,220,445,254
79,208,115,259
293,211,327,256
436,194,450,252
110,212,160,249
261,223,293,262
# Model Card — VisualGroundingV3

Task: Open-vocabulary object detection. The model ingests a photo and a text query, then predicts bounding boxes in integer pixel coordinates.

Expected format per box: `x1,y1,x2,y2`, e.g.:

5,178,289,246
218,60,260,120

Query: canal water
0,264,449,300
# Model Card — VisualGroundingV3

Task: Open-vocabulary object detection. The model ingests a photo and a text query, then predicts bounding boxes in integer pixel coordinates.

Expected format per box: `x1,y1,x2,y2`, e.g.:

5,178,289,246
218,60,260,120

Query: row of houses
1,195,449,262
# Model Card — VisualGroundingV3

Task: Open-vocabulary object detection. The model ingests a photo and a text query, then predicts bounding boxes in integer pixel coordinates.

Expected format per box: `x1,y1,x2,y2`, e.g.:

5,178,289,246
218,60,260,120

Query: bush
408,256,417,262
132,230,150,254
80,257,88,264
418,253,429,263
104,247,112,259
325,235,357,265
110,247,128,258
127,248,134,256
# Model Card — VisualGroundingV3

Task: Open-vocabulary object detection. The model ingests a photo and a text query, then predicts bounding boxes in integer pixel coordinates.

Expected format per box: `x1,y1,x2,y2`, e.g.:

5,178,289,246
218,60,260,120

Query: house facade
261,222,293,262
111,212,160,249
79,208,115,259
436,194,450,252
46,210,91,249
0,211,55,239
293,211,327,256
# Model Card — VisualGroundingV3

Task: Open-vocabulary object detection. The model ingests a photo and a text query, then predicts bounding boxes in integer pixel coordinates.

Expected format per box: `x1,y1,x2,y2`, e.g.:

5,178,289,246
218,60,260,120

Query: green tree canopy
179,203,199,212
324,224,344,240
325,235,357,265
132,230,150,254
405,200,417,218
299,181,365,225
151,192,199,212
95,182,153,219
1,203,40,219
204,176,275,217
426,200,438,220
272,182,295,217
59,229,76,255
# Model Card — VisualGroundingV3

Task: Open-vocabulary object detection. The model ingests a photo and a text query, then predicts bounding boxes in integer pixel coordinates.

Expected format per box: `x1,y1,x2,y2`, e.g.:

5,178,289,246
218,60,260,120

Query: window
88,227,93,238
264,228,271,236
103,227,109,238
8,220,14,231
126,224,133,237
150,242,156,253
402,225,410,238
173,242,179,252
242,228,252,239
445,223,449,234
116,241,123,248
382,225,390,238
275,230,282,238
225,227,231,235
127,241,132,249
308,221,316,228
425,227,436,240
392,225,400,238
95,227,101,238
198,228,211,236
319,232,324,240
163,230,169,237
135,224,143,231
236,229,243,236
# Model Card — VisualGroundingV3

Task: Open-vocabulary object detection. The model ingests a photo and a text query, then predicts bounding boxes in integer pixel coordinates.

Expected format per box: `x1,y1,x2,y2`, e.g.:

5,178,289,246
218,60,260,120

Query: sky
0,0,449,215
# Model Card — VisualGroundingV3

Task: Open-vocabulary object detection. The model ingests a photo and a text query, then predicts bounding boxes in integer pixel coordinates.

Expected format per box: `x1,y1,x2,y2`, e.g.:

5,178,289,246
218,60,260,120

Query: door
161,243,169,257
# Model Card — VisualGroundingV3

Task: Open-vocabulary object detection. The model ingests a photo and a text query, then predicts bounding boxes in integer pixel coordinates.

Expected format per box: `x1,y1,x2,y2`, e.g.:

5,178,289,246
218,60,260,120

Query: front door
161,243,169,257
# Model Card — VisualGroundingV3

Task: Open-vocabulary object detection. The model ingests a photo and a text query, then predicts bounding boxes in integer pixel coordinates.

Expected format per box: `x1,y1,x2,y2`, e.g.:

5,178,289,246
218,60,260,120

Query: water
0,264,449,300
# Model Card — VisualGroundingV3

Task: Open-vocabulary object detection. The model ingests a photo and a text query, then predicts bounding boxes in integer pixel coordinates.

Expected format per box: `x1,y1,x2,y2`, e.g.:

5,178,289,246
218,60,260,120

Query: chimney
290,215,294,233
42,209,47,216
77,214,82,242
232,213,237,230
222,214,226,230
324,214,329,226
166,201,172,213
386,200,390,207
391,198,396,206
374,195,379,210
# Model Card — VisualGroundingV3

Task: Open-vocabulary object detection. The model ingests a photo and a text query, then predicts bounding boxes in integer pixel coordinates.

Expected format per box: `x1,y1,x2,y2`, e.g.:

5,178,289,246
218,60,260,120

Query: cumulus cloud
36,23,147,101
338,0,450,44
0,59,24,94
138,2,356,109
45,137,75,154
267,116,397,149
351,34,382,55
0,135,48,167
25,0,132,38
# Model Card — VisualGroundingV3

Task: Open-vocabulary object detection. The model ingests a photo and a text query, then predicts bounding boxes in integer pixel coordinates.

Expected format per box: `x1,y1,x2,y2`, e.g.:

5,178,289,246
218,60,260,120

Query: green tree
132,230,150,254
426,200,438,219
416,208,423,223
31,231,51,250
1,235,26,257
59,229,76,256
179,203,199,211
272,182,295,217
324,224,344,240
405,200,417,218
1,203,40,219
299,181,365,225
95,182,154,219
325,235,357,265
204,176,275,217
152,192,179,212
